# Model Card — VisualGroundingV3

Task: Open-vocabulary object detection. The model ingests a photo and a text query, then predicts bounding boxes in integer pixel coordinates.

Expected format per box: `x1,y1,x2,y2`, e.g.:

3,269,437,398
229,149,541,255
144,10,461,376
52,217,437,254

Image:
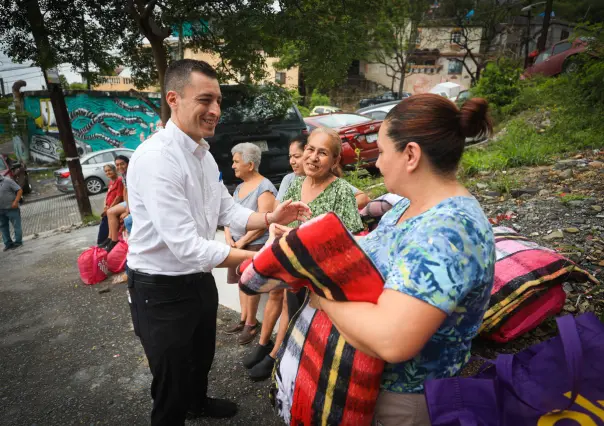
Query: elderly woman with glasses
224,142,278,345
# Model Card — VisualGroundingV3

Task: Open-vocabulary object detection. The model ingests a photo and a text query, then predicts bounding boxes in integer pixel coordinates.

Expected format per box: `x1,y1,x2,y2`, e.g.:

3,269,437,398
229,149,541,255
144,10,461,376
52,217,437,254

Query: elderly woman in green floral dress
243,126,363,380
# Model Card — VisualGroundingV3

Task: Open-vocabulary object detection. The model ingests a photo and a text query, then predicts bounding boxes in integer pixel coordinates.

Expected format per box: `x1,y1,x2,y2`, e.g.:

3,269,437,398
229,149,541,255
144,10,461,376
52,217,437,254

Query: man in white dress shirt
126,59,310,426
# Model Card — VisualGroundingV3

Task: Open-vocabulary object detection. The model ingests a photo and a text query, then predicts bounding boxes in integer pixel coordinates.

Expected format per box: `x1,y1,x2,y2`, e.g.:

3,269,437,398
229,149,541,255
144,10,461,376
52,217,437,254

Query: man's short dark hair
165,59,218,94
115,155,130,164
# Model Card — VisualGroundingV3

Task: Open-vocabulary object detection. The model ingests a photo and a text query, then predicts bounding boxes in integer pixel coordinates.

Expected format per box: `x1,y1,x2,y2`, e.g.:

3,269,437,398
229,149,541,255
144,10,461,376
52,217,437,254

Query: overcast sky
0,51,82,94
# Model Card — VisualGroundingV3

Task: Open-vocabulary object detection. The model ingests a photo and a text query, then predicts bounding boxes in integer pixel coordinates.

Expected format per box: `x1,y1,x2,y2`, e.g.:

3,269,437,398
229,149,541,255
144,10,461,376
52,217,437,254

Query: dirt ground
0,226,282,426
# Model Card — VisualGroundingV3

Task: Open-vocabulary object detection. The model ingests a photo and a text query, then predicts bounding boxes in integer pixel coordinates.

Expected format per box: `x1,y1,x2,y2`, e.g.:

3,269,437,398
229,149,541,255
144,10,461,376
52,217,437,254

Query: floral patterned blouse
283,176,363,233
358,196,495,393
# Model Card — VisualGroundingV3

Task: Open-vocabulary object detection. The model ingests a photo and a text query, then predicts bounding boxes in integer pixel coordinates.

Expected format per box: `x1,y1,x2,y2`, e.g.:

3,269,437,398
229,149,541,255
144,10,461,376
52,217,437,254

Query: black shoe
12,242,22,250
3,243,14,252
243,341,275,369
249,355,275,382
187,398,238,419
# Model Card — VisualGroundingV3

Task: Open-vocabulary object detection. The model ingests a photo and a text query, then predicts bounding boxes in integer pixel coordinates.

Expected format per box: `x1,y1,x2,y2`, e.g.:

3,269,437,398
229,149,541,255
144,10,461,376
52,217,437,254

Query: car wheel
563,59,579,74
86,177,104,195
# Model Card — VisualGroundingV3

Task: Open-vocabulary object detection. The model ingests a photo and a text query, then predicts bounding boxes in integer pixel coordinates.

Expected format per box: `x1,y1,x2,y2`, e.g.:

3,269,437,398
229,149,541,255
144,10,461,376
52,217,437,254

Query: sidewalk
0,226,282,426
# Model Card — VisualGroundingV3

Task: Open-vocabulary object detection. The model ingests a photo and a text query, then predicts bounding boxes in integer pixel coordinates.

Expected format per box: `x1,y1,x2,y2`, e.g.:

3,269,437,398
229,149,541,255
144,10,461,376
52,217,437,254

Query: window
88,152,115,165
552,42,572,55
451,30,462,44
448,59,463,74
535,51,551,64
275,71,286,84
369,111,387,120
315,108,324,114
560,30,570,41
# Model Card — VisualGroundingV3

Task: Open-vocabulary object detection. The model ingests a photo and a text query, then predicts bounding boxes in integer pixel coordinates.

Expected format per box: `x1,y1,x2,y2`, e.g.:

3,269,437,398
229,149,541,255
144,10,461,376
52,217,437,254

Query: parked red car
522,38,589,78
0,154,31,193
303,113,382,168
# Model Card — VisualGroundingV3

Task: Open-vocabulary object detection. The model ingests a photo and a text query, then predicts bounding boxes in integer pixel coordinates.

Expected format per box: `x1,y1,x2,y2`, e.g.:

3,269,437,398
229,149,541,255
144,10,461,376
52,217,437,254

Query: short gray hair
103,163,117,173
231,142,262,171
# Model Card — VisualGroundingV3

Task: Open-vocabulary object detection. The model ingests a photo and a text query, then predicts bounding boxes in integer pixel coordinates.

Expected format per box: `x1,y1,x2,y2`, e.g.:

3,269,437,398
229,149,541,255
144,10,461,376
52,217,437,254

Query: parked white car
310,105,342,116
355,100,401,121
54,148,135,195
429,82,462,100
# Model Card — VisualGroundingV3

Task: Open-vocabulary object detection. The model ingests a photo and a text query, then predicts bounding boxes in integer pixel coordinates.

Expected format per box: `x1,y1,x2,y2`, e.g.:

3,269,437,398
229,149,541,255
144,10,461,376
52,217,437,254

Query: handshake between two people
264,198,310,247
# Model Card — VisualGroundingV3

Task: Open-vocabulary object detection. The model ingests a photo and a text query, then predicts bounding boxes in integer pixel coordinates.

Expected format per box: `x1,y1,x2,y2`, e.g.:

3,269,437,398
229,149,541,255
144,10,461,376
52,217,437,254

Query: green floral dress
283,176,363,233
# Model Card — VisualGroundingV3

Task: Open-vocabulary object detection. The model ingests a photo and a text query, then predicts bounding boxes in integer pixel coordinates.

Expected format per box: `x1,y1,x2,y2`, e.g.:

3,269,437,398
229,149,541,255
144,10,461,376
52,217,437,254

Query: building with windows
361,25,484,94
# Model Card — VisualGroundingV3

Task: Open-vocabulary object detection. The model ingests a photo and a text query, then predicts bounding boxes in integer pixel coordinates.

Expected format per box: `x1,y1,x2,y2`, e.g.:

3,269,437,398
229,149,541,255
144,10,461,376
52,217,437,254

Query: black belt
127,269,210,286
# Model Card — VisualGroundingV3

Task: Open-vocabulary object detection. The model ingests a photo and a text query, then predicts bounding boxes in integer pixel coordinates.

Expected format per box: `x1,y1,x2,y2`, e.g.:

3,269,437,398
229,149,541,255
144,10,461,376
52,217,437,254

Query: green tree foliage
471,58,522,110
272,0,379,94
309,90,331,109
0,1,122,86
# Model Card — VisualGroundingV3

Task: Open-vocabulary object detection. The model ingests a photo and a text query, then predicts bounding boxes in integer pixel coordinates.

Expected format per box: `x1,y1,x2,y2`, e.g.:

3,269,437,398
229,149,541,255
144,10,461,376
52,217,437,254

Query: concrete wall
23,91,161,163
93,76,159,93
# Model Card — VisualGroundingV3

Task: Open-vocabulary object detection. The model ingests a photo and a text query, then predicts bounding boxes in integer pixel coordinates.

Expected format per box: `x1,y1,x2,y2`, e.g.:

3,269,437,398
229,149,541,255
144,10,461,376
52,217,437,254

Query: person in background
100,155,129,252
0,174,23,251
125,59,310,426
308,94,496,425
244,127,363,380
97,164,124,245
224,143,277,345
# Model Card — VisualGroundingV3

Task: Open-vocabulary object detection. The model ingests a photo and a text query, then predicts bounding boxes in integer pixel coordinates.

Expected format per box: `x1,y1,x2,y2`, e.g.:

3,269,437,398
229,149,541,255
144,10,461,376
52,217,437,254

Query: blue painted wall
22,91,161,163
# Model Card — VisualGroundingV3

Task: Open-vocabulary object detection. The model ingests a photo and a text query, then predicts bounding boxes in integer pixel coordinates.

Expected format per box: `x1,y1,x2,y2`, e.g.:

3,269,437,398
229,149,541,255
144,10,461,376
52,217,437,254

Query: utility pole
23,0,92,218
537,0,554,52
0,78,4,96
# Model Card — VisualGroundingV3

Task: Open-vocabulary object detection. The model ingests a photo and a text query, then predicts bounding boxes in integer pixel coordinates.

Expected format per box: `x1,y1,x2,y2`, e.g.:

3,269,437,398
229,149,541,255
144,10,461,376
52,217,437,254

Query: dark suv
207,85,306,192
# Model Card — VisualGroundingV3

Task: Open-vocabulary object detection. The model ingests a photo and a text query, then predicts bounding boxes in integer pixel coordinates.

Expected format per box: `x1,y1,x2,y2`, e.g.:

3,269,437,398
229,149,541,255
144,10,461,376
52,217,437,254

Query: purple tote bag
425,313,604,426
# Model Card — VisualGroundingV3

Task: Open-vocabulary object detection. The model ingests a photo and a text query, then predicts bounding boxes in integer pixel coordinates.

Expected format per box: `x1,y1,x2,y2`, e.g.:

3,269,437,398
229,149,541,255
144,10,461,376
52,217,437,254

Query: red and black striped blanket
239,212,385,425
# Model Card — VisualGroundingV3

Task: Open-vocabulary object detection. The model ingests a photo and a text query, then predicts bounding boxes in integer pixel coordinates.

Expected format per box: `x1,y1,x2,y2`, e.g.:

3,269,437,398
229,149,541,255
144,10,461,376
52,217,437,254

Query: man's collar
166,119,210,159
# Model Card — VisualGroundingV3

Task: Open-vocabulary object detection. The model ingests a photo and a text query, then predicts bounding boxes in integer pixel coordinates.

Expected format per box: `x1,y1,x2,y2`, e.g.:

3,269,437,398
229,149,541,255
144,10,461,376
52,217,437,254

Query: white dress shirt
127,120,253,275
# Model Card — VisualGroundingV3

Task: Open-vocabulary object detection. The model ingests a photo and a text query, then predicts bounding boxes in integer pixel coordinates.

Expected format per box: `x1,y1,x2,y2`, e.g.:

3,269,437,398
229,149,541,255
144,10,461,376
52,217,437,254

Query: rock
541,119,551,127
543,230,564,241
598,260,604,267
511,188,540,198
568,200,585,207
588,161,604,169
539,189,550,196
592,205,603,212
476,183,488,190
562,282,574,293
573,154,583,159
478,171,491,176
554,159,582,170
561,186,572,193
484,191,502,197
563,304,577,313
519,193,534,201
530,232,540,237
579,301,591,314
564,227,581,234
560,169,574,179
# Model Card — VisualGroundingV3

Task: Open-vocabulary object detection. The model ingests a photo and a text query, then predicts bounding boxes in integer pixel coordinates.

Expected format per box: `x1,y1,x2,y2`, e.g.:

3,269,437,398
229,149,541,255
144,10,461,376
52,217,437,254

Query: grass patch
82,214,101,225
488,172,519,195
559,193,590,205
30,169,54,180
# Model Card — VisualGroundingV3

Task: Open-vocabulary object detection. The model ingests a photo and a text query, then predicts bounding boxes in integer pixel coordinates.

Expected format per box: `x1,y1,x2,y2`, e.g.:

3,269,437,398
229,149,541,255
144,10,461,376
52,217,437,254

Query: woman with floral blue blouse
310,94,497,425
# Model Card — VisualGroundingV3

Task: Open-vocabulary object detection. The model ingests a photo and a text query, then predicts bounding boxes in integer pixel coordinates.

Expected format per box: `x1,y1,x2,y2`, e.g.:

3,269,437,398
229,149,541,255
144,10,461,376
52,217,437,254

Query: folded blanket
239,212,386,426
239,212,384,303
480,227,599,340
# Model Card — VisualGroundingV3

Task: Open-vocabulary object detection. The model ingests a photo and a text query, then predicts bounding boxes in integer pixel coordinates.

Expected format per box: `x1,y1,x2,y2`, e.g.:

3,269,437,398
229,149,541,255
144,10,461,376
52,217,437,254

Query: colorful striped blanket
239,212,385,426
480,226,599,340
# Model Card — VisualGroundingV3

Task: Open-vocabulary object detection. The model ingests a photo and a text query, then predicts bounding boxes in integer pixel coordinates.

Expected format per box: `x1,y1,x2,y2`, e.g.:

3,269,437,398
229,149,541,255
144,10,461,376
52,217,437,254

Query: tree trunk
148,35,170,125
398,67,406,96
537,0,554,52
23,0,92,218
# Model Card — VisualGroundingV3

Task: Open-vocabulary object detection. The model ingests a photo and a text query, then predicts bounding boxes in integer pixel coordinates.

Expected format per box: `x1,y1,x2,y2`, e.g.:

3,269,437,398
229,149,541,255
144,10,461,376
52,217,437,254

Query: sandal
238,322,260,345
225,320,245,335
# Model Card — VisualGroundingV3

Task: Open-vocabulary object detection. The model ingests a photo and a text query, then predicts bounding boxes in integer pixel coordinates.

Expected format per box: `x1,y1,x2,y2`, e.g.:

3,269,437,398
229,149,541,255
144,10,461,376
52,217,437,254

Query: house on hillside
361,25,484,94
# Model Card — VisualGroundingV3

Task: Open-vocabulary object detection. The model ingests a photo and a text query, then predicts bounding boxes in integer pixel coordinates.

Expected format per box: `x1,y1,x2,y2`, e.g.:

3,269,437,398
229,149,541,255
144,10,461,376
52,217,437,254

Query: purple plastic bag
425,313,604,426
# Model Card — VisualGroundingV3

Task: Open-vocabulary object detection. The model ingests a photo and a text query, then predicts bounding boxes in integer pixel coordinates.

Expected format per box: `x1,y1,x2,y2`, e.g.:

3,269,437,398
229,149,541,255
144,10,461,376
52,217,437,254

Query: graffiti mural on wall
24,92,161,163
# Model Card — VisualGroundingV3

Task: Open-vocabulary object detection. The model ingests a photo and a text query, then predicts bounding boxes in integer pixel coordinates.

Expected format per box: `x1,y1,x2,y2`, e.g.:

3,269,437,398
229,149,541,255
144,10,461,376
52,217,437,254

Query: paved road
0,226,282,426
20,194,105,237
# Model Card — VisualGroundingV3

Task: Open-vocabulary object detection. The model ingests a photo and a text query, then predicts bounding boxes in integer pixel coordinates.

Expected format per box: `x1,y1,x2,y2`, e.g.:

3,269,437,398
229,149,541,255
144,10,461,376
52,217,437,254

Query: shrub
472,58,522,112
309,90,331,110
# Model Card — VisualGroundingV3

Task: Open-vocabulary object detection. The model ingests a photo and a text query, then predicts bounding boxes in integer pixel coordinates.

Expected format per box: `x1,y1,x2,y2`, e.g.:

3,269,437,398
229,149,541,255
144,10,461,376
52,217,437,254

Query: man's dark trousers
127,269,218,426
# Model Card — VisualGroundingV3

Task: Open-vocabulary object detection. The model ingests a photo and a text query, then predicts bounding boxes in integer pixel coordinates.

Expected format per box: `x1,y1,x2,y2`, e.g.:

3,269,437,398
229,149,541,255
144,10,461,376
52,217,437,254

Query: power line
0,65,37,72
2,74,44,84
1,70,43,79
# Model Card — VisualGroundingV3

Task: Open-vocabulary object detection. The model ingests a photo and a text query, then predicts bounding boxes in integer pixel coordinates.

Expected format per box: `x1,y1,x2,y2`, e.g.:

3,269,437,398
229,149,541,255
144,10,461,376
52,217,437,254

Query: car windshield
220,86,298,124
312,114,372,128
535,52,550,64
